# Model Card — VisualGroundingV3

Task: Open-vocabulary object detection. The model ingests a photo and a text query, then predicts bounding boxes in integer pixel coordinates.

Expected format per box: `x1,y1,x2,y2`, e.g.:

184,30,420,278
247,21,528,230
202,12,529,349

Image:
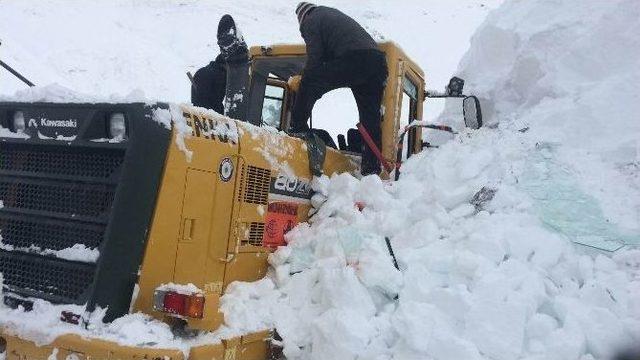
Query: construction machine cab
221,42,482,177
241,43,427,165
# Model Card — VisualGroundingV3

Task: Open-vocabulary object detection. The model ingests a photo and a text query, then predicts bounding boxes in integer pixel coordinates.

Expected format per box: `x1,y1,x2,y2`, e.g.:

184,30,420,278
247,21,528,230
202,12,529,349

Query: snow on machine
0,18,482,360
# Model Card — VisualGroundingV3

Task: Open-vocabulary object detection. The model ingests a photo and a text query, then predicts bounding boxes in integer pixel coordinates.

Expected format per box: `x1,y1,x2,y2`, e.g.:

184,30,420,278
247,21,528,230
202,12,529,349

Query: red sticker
263,202,299,248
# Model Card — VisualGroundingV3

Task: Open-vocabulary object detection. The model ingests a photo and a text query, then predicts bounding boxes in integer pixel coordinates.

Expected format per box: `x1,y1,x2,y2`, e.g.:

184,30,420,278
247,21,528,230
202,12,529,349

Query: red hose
356,123,394,173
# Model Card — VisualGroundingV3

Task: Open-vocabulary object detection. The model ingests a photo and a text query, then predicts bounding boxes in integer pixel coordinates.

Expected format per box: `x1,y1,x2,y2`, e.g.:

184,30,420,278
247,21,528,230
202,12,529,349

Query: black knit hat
296,2,317,24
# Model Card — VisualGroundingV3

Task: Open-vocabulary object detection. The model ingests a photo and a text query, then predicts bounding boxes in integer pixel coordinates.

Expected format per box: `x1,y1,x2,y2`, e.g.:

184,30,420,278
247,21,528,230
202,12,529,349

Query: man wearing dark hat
290,2,388,176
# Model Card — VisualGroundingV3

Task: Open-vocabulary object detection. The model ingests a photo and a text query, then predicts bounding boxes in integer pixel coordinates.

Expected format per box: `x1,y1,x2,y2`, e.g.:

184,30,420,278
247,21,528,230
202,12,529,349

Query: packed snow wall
220,1,640,359
450,0,640,250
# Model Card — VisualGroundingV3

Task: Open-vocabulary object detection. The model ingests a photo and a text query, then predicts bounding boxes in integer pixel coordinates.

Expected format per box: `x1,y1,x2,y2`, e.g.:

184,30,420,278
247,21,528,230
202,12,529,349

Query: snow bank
237,122,297,177
0,301,174,349
152,103,240,162
153,104,194,162
218,0,640,359
222,138,640,359
0,241,99,263
0,83,149,103
0,295,248,357
0,0,502,138
156,283,203,295
452,0,640,239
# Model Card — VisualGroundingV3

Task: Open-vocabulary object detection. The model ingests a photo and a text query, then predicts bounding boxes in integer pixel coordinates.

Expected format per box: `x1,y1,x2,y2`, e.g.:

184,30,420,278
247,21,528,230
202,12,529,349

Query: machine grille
0,144,125,179
0,143,124,305
0,179,116,219
0,250,96,303
244,222,265,246
242,165,271,205
0,103,172,321
0,215,104,251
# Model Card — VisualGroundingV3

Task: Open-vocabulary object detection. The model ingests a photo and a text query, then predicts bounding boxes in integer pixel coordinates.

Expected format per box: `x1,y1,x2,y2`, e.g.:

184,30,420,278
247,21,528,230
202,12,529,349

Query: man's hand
288,75,302,92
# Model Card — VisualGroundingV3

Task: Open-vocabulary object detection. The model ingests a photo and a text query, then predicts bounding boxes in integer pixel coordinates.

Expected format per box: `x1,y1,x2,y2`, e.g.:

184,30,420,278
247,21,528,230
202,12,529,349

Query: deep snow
219,0,640,359
453,0,640,245
1,0,639,359
0,0,501,140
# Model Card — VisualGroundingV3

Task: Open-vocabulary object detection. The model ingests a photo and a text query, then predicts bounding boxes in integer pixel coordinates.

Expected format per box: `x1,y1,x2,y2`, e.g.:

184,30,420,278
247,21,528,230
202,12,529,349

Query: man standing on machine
289,3,388,176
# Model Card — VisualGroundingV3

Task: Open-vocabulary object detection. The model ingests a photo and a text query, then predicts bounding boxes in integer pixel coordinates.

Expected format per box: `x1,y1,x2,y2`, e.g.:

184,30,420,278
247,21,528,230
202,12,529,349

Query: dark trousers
291,49,388,175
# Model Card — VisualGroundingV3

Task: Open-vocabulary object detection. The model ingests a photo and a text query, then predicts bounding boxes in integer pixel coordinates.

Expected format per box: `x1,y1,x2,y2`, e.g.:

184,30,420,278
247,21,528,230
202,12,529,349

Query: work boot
360,158,381,176
289,130,312,140
217,15,248,63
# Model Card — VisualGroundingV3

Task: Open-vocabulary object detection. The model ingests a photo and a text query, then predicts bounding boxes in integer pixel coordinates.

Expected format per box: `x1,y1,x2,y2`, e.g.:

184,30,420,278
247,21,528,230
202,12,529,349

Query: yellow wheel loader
0,39,481,358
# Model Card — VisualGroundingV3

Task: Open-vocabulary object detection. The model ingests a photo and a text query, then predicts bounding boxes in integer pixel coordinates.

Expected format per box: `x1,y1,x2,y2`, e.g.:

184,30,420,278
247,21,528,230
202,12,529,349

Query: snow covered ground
0,0,501,139
1,0,640,359
220,0,640,359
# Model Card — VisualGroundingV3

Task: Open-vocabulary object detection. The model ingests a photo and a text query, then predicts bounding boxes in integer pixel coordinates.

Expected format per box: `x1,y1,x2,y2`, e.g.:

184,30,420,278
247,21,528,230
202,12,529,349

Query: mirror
463,96,483,129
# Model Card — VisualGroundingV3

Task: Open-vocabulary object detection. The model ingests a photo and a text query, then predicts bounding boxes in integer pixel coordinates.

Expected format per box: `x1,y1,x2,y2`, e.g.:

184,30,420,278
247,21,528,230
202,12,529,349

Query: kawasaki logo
28,117,78,128
40,118,77,128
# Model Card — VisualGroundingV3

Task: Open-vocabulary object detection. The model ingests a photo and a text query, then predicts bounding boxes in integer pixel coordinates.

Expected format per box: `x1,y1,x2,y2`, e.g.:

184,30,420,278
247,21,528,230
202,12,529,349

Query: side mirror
463,96,483,129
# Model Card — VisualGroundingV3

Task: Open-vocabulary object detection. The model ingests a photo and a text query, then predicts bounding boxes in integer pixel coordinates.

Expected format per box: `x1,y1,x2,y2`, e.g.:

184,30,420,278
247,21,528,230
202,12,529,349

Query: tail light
153,289,205,319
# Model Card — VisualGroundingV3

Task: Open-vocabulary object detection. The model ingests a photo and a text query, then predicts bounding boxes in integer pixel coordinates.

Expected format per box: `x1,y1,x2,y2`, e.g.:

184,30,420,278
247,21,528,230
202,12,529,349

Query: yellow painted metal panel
1,329,268,360
175,169,217,284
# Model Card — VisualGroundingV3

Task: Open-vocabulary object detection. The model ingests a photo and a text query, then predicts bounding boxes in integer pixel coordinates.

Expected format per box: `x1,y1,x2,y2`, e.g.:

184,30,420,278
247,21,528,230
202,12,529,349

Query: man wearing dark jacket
191,54,227,114
291,2,388,176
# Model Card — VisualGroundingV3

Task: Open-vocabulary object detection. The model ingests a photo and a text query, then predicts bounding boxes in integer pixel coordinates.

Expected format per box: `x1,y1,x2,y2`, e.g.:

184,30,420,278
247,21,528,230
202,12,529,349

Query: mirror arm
424,90,466,99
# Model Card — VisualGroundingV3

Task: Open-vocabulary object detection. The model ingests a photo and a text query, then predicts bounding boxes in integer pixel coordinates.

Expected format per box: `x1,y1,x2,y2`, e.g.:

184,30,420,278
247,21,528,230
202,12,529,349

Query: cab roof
249,41,425,79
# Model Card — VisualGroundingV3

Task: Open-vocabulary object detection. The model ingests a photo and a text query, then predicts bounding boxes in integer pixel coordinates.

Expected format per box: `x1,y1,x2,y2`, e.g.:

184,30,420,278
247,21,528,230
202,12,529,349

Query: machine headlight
12,111,26,133
108,112,127,140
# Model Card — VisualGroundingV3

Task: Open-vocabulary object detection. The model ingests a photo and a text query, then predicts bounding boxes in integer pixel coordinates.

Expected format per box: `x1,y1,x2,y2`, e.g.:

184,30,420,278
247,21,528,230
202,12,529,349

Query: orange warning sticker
263,202,299,248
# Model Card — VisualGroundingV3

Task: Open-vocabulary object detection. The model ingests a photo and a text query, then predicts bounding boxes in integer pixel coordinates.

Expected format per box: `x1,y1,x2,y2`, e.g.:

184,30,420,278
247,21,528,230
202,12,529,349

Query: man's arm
301,22,324,71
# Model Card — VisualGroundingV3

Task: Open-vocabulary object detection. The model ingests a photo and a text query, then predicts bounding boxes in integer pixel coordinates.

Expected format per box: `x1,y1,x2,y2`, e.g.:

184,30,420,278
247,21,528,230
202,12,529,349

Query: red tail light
153,289,205,319
162,292,186,315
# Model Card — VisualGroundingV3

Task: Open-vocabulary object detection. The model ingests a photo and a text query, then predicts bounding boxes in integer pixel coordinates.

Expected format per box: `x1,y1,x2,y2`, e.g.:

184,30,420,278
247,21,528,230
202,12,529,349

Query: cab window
399,76,418,160
261,80,285,130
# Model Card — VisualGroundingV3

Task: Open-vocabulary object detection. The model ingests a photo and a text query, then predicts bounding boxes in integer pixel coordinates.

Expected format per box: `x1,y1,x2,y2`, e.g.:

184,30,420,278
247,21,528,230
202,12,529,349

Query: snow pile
452,0,640,245
156,282,203,295
237,122,298,177
0,0,502,138
0,127,29,139
0,300,190,354
0,297,250,357
188,106,240,144
0,83,149,104
218,1,640,359
0,241,99,263
152,103,240,162
154,105,194,162
222,138,640,359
